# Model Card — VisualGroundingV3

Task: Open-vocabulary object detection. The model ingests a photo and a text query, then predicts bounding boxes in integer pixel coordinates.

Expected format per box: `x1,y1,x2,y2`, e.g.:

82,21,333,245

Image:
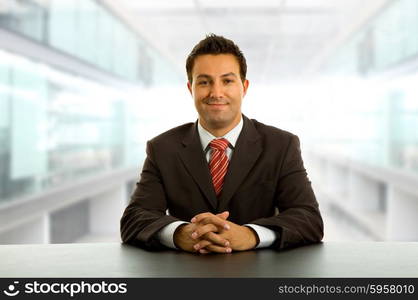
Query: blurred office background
0,0,417,244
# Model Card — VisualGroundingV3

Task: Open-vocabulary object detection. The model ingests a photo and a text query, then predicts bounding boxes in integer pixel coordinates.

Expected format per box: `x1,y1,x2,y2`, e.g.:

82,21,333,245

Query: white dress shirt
157,116,277,249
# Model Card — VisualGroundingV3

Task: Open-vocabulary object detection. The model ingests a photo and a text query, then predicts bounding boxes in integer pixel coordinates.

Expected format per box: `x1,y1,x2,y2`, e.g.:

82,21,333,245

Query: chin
206,117,232,129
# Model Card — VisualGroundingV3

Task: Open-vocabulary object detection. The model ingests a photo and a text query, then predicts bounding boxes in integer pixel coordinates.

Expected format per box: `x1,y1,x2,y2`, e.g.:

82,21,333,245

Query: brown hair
186,34,247,83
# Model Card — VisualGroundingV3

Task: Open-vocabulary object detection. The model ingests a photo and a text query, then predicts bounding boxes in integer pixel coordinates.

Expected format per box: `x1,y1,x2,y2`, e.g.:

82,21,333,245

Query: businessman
120,34,323,254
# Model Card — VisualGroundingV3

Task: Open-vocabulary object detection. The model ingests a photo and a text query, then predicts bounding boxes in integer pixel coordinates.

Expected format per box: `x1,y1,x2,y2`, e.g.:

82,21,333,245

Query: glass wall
298,0,418,174
0,0,174,84
0,0,47,42
0,1,183,204
0,49,148,202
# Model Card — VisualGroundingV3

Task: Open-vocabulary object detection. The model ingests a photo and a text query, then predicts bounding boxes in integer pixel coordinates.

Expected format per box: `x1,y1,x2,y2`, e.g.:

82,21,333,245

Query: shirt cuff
157,221,189,249
244,224,277,249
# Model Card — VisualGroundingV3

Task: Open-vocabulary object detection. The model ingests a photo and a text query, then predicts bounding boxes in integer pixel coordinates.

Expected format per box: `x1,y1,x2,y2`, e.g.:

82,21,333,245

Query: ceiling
110,0,389,84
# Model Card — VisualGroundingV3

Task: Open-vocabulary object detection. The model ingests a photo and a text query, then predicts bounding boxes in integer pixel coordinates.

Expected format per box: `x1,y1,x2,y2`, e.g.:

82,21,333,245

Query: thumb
216,211,229,220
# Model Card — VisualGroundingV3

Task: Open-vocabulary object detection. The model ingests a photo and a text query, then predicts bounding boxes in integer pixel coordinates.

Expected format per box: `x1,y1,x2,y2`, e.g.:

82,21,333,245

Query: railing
305,150,418,241
0,167,139,244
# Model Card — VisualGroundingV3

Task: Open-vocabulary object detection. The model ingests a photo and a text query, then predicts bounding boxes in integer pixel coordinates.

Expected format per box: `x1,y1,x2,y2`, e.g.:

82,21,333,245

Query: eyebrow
196,72,238,79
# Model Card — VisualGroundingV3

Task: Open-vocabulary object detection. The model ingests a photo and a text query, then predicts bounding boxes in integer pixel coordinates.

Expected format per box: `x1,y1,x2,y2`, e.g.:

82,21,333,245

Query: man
120,34,323,254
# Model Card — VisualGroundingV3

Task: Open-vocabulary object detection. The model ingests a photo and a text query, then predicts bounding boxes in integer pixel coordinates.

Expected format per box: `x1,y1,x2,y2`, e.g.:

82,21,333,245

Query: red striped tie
209,138,229,196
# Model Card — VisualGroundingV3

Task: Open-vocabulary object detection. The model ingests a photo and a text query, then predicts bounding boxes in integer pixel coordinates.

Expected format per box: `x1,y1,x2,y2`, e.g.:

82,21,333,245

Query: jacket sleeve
250,135,324,250
120,141,179,250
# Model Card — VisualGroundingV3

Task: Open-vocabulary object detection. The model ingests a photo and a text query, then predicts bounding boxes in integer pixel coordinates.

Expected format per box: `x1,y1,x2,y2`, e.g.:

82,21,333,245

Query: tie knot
209,138,229,151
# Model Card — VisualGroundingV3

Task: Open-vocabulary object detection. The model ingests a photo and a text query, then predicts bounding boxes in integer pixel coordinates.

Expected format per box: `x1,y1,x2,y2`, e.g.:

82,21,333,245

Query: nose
209,80,224,99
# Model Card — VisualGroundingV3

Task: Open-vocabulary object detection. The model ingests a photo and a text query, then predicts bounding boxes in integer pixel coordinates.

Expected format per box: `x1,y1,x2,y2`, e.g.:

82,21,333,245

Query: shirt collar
197,115,243,151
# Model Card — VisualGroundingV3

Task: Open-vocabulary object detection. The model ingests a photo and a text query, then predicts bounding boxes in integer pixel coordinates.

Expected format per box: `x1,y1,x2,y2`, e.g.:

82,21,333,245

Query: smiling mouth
206,102,228,105
207,103,228,109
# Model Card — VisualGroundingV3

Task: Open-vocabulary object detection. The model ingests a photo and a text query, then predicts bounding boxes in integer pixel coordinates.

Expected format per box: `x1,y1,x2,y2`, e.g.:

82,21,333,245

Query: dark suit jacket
120,115,323,250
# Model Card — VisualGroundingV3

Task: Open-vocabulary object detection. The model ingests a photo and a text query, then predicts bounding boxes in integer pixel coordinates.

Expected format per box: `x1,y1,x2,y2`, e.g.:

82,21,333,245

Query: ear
187,81,193,96
242,79,249,97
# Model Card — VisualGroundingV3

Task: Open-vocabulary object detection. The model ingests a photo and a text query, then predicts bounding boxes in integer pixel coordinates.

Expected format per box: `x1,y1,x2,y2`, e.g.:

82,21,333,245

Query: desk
1,242,417,277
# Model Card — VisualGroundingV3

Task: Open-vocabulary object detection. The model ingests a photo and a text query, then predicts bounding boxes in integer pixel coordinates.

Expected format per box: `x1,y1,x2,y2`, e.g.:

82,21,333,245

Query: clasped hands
173,211,258,254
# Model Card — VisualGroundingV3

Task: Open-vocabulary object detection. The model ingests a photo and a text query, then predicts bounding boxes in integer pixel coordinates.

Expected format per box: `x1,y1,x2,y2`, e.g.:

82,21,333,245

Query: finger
195,239,230,254
205,244,232,254
199,249,210,254
191,211,229,222
202,231,230,247
193,236,229,251
191,224,218,240
216,211,229,220
193,215,230,230
200,216,230,230
191,212,214,223
193,239,212,251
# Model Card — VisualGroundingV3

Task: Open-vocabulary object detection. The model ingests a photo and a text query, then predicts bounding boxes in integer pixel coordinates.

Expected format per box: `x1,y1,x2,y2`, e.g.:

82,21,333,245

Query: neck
200,115,241,137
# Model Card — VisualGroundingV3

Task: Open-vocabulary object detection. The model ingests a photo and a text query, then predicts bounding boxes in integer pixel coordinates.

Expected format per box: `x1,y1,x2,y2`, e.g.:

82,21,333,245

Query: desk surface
1,242,417,277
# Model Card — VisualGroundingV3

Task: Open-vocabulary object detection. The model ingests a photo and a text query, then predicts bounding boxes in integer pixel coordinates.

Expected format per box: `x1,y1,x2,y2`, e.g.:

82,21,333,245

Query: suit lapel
217,116,262,212
179,122,218,210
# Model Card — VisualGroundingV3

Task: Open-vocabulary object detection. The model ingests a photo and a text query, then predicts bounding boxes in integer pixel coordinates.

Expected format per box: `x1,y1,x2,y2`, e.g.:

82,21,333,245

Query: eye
198,81,208,85
224,79,234,84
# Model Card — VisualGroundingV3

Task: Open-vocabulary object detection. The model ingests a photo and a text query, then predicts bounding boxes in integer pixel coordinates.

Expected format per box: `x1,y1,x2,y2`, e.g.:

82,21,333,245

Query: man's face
187,54,249,131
